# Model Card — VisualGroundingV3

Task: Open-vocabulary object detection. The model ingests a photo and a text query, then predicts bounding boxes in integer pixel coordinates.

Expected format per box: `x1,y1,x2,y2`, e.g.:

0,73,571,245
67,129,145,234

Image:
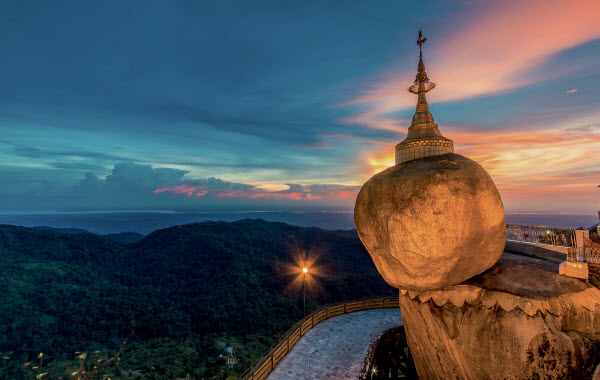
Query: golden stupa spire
410,34,435,126
395,30,454,165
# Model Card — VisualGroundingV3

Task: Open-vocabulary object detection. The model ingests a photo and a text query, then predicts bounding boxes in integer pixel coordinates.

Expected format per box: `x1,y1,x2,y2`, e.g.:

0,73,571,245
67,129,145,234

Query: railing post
576,228,590,262
575,228,589,249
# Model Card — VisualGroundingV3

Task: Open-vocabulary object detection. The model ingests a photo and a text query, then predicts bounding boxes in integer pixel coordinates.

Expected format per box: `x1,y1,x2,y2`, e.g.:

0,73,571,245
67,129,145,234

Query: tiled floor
267,308,402,380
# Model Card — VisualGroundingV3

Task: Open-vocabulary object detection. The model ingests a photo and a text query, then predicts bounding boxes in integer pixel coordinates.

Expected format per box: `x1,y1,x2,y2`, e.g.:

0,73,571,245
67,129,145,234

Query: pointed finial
409,30,434,94
395,30,454,165
417,30,427,59
408,30,435,124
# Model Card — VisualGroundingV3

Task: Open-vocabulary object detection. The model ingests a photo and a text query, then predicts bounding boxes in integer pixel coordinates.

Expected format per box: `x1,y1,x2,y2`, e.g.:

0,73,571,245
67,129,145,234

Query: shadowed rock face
464,252,588,297
354,153,505,290
399,254,600,379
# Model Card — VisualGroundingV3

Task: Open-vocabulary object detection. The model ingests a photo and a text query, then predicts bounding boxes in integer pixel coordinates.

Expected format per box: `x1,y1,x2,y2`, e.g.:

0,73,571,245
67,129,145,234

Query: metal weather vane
409,30,435,94
417,30,427,59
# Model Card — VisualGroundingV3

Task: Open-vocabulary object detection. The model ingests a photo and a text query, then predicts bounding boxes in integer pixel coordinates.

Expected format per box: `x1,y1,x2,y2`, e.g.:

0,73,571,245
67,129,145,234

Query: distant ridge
0,211,357,234
32,225,145,244
0,211,595,234
103,231,146,244
33,225,94,235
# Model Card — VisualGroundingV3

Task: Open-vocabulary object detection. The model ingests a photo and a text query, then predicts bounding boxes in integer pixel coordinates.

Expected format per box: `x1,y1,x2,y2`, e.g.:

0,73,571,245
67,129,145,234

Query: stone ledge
401,285,600,317
400,253,600,317
504,240,568,263
398,253,600,379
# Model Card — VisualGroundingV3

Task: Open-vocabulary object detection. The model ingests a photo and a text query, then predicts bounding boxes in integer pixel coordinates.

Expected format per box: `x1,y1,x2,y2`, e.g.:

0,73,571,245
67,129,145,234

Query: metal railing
506,224,576,247
240,297,400,380
567,247,600,265
567,237,600,266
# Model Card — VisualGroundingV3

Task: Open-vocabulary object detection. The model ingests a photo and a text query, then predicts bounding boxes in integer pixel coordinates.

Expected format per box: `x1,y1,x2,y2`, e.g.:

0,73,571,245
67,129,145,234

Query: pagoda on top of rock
395,30,454,165
355,31,600,379
354,30,506,291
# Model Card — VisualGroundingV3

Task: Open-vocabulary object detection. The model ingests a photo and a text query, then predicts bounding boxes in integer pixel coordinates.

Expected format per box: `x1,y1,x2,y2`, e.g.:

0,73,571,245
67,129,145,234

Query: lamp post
302,267,308,317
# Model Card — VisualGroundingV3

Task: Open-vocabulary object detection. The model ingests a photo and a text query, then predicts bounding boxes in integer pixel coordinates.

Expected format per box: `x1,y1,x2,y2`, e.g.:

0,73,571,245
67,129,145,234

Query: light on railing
303,267,308,273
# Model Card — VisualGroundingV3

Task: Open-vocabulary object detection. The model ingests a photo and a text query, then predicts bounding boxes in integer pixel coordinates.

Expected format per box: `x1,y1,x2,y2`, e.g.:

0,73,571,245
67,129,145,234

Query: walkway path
267,308,402,380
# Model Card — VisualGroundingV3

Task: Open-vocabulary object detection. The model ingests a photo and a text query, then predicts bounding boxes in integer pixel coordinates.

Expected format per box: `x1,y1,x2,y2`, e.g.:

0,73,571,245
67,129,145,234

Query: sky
0,0,599,214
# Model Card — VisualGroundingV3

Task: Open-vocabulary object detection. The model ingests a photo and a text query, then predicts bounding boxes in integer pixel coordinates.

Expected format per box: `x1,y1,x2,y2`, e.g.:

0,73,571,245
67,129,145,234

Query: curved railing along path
242,249,567,380
241,297,401,380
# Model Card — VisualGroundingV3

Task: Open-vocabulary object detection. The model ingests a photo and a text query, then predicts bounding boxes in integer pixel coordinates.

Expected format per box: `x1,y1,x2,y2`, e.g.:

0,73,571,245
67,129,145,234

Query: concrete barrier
504,240,567,263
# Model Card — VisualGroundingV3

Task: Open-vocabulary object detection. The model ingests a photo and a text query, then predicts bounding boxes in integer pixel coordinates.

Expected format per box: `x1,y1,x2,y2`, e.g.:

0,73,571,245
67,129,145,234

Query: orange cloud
344,0,600,131
343,1,600,213
362,122,600,212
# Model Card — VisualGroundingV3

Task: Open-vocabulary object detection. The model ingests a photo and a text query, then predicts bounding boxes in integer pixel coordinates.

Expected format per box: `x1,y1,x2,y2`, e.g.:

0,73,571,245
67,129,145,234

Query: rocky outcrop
354,153,505,290
353,33,600,378
399,254,600,379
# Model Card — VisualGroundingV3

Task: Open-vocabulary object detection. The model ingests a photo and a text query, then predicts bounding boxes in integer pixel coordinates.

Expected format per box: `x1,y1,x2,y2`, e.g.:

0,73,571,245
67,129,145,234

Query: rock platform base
399,253,600,379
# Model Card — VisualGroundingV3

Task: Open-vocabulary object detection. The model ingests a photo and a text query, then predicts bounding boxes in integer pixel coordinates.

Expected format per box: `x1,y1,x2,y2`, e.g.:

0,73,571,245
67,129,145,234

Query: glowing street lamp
303,267,308,317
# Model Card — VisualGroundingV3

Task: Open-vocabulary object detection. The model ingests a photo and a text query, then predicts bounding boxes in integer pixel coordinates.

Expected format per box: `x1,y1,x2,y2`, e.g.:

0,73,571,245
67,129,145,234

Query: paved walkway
267,308,402,380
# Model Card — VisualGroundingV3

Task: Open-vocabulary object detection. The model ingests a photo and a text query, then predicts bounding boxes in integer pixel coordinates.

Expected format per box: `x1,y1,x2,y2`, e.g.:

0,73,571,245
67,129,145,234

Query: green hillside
0,219,395,379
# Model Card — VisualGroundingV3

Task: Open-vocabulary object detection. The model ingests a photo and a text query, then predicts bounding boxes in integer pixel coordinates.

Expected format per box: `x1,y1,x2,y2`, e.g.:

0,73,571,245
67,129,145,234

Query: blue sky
0,1,599,214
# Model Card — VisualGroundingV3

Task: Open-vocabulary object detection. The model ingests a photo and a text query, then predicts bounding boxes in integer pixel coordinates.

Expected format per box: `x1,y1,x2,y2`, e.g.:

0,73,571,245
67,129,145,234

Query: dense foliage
0,219,395,379
32,226,145,244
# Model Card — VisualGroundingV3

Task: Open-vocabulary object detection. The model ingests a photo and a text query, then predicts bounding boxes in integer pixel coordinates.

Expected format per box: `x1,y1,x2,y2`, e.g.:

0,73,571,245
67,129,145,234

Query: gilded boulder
354,153,505,290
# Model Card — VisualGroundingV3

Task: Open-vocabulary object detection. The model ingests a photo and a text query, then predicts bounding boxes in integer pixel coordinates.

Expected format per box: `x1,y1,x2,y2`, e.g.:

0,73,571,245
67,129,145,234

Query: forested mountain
0,219,395,379
32,226,146,244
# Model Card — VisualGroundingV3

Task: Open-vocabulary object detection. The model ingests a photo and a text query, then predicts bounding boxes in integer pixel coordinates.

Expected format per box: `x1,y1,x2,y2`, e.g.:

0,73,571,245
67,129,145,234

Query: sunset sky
0,0,599,214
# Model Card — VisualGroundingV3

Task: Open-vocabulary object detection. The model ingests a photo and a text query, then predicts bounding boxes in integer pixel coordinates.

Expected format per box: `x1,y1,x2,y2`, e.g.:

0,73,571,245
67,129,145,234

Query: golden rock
355,153,505,290
354,33,505,290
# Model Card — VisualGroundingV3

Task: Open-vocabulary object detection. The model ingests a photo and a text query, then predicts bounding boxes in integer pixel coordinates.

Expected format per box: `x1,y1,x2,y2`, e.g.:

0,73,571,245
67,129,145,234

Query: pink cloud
216,191,252,198
153,184,207,197
344,1,600,131
250,192,301,200
342,1,600,213
331,190,358,199
220,191,317,201
153,180,361,205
